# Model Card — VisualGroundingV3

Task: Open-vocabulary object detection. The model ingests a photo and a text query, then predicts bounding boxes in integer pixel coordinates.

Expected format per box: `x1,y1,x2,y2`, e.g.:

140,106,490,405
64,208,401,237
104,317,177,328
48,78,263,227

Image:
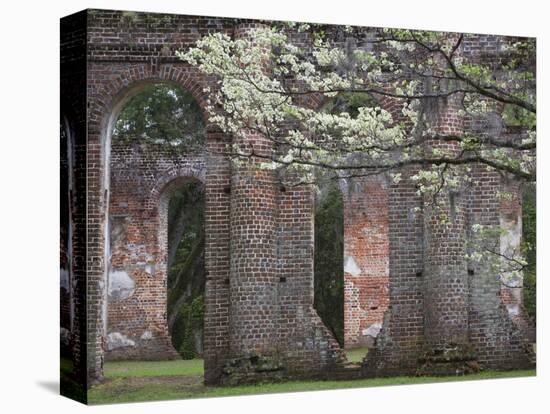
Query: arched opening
314,177,344,347
341,174,390,363
105,81,206,361
111,82,205,152
313,92,390,364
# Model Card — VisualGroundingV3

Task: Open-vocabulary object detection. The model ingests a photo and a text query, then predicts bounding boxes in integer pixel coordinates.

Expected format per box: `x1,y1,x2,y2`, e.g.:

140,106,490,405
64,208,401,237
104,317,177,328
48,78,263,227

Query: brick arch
89,64,212,194
154,171,207,280
95,65,211,199
149,166,208,293
93,65,211,182
155,173,206,344
91,64,211,134
150,165,207,203
92,65,218,365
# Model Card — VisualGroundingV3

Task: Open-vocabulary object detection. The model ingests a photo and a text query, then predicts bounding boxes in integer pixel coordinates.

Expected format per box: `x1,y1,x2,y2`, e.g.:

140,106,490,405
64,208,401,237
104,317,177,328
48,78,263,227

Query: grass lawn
345,347,369,363
105,359,204,378
87,358,535,405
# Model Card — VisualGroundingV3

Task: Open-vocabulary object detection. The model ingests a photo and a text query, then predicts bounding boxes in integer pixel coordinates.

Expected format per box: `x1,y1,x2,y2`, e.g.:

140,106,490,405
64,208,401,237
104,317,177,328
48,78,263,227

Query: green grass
345,347,369,363
104,358,204,378
88,359,535,405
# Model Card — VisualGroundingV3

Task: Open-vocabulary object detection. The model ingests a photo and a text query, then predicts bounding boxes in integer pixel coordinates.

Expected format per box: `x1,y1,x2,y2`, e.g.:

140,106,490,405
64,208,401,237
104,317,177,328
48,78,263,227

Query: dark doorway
167,180,205,359
314,179,344,346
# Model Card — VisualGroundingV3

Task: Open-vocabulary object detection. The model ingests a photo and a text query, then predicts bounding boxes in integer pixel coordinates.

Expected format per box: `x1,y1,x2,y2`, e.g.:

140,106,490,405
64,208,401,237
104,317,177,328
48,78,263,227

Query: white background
0,0,548,412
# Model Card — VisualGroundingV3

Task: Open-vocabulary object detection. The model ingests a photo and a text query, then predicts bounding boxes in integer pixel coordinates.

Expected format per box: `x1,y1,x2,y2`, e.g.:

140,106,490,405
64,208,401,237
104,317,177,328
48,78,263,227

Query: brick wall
464,166,531,369
499,178,536,342
60,9,535,387
60,9,88,400
84,9,230,381
363,166,425,376
80,11,347,385
343,176,390,349
106,140,205,360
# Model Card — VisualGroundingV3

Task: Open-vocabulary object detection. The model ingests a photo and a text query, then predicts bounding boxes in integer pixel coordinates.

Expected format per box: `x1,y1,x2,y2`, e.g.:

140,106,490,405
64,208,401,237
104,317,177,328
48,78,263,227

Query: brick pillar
423,188,469,347
421,92,472,372
203,129,232,384
227,23,279,365
467,168,534,369
229,129,278,356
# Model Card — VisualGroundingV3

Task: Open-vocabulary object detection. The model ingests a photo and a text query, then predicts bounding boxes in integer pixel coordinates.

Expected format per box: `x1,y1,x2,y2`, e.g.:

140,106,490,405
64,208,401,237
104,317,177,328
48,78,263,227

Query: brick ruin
342,175,390,349
60,10,535,388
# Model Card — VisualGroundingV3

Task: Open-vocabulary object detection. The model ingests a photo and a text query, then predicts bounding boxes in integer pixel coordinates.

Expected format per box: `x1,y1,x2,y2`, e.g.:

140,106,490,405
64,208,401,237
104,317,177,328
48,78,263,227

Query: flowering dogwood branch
177,25,535,189
175,23,535,277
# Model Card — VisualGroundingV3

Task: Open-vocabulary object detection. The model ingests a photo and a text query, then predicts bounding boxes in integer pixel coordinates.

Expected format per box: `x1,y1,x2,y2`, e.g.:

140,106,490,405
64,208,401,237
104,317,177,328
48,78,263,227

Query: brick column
229,129,278,356
467,167,533,369
203,130,232,384
421,92,472,372
228,23,279,364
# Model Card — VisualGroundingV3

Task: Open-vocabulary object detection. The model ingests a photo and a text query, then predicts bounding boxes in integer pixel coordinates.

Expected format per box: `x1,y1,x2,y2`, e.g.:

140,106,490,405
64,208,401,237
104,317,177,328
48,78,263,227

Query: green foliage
167,182,205,287
169,295,205,360
166,182,206,360
112,83,204,153
384,29,443,45
314,180,344,346
503,39,536,71
458,63,493,84
522,183,536,318
502,104,536,129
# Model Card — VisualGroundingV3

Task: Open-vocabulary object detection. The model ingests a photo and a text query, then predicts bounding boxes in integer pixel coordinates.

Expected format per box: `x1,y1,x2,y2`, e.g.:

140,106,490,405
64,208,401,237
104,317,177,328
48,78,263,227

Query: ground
63,356,534,404
345,347,369,363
